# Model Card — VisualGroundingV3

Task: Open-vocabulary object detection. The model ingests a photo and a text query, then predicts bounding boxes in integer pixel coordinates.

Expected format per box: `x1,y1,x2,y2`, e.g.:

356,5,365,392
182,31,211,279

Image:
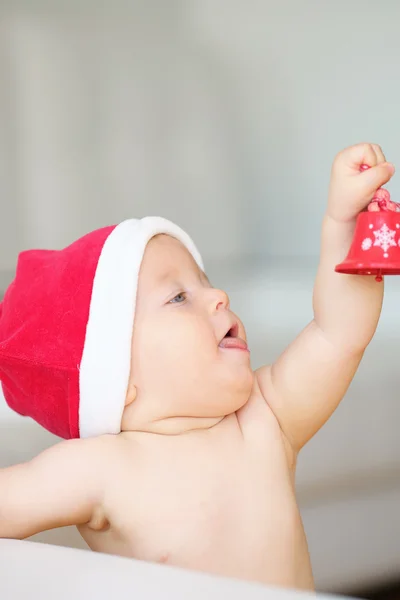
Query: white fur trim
79,217,204,438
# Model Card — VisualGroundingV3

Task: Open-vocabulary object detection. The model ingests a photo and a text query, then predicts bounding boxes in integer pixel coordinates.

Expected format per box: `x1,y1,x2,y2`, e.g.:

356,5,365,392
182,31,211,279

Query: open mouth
224,323,239,339
219,323,249,351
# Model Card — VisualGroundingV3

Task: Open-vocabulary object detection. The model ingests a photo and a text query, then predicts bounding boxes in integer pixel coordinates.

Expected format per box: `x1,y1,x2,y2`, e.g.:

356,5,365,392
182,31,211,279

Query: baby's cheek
137,316,214,380
165,335,202,364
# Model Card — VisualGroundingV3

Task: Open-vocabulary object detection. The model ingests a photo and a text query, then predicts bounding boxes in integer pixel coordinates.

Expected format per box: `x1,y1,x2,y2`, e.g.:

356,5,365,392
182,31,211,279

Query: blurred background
1,0,400,597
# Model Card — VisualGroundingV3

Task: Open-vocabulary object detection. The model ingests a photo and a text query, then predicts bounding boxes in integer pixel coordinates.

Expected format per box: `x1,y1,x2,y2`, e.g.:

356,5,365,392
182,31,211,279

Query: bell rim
335,261,400,275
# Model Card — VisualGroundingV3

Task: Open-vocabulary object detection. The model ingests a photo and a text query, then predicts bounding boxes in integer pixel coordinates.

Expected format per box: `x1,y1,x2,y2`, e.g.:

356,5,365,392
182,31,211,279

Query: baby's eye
169,292,187,304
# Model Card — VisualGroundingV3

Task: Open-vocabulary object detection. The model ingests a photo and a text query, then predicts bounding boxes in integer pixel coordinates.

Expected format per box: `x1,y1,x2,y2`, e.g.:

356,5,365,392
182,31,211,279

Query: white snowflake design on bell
373,223,397,254
361,238,372,250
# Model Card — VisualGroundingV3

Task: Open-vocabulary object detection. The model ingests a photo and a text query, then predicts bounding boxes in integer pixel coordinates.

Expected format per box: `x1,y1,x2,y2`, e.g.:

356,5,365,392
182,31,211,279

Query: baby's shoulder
61,434,137,496
78,433,128,462
47,434,124,476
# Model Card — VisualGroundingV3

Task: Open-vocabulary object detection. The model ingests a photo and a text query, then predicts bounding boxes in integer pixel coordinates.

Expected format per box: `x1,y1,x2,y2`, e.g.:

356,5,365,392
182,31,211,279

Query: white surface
0,539,357,600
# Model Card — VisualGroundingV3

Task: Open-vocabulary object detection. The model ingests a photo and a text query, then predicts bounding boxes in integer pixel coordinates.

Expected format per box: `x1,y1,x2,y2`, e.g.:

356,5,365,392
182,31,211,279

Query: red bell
335,210,400,281
335,164,400,282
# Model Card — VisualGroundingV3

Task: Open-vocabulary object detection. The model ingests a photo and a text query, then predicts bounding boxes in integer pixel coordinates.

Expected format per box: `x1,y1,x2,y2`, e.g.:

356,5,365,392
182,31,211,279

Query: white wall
1,0,400,271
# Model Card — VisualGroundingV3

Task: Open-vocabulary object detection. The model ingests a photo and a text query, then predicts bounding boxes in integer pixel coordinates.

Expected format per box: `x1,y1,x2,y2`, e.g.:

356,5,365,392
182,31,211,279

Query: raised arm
0,438,102,539
256,143,394,452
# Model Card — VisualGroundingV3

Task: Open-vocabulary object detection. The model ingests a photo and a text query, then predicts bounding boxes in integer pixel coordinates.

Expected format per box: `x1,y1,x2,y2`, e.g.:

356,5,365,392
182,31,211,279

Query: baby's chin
217,368,254,412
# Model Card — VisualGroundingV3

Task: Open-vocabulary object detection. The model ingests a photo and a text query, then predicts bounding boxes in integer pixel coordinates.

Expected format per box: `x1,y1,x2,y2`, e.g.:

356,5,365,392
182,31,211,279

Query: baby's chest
115,454,295,571
131,440,294,534
101,432,298,567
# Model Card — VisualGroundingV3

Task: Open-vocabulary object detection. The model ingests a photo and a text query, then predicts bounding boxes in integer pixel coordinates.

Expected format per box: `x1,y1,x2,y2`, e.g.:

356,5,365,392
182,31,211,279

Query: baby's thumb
360,162,395,197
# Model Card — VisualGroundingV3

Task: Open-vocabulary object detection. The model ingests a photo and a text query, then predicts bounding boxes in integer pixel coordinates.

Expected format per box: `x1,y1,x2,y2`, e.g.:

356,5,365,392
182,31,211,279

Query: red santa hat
0,217,203,439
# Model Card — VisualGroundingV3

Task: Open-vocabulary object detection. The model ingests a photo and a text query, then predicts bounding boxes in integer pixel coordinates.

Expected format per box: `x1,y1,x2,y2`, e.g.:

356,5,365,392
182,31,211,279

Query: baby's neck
121,414,229,436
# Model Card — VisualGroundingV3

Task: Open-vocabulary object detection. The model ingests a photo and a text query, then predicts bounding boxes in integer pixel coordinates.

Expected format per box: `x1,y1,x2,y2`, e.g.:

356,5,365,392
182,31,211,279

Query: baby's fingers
371,143,386,165
358,161,395,198
333,142,383,175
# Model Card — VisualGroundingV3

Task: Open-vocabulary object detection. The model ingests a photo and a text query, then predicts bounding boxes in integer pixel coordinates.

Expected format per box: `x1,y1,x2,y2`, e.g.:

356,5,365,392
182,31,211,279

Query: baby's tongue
219,337,248,350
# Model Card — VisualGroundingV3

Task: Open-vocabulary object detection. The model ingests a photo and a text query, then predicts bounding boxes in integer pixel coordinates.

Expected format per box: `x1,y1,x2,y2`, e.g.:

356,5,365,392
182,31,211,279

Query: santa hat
0,217,203,439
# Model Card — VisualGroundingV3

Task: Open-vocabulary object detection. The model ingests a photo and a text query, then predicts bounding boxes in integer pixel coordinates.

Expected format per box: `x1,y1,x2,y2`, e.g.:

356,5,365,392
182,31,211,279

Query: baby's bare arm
256,144,394,451
0,438,105,539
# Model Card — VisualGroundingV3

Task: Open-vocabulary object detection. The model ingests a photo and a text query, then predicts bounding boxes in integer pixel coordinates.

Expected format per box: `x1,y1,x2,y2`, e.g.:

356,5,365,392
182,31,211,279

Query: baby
0,144,394,591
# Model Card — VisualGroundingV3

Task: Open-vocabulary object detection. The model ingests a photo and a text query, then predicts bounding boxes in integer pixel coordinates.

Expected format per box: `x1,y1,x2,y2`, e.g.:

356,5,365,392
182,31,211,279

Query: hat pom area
0,217,203,439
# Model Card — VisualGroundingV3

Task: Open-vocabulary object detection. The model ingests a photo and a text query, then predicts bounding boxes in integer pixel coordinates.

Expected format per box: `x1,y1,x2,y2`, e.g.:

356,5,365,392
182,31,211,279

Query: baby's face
129,235,253,422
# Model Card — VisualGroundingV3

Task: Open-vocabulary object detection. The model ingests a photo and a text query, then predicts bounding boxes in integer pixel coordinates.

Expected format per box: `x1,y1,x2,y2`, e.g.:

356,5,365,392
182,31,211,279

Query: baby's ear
125,379,137,407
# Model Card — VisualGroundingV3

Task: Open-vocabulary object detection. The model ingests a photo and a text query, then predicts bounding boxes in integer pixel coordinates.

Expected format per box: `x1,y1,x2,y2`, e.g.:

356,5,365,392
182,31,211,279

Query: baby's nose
213,289,230,311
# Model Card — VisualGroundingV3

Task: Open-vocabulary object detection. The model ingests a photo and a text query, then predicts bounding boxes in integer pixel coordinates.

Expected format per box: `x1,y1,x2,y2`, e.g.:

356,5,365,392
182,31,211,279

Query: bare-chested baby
0,143,393,591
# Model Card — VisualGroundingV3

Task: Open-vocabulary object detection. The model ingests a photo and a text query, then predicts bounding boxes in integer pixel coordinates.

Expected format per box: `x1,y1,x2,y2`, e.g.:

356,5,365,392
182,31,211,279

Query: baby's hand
327,143,395,223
